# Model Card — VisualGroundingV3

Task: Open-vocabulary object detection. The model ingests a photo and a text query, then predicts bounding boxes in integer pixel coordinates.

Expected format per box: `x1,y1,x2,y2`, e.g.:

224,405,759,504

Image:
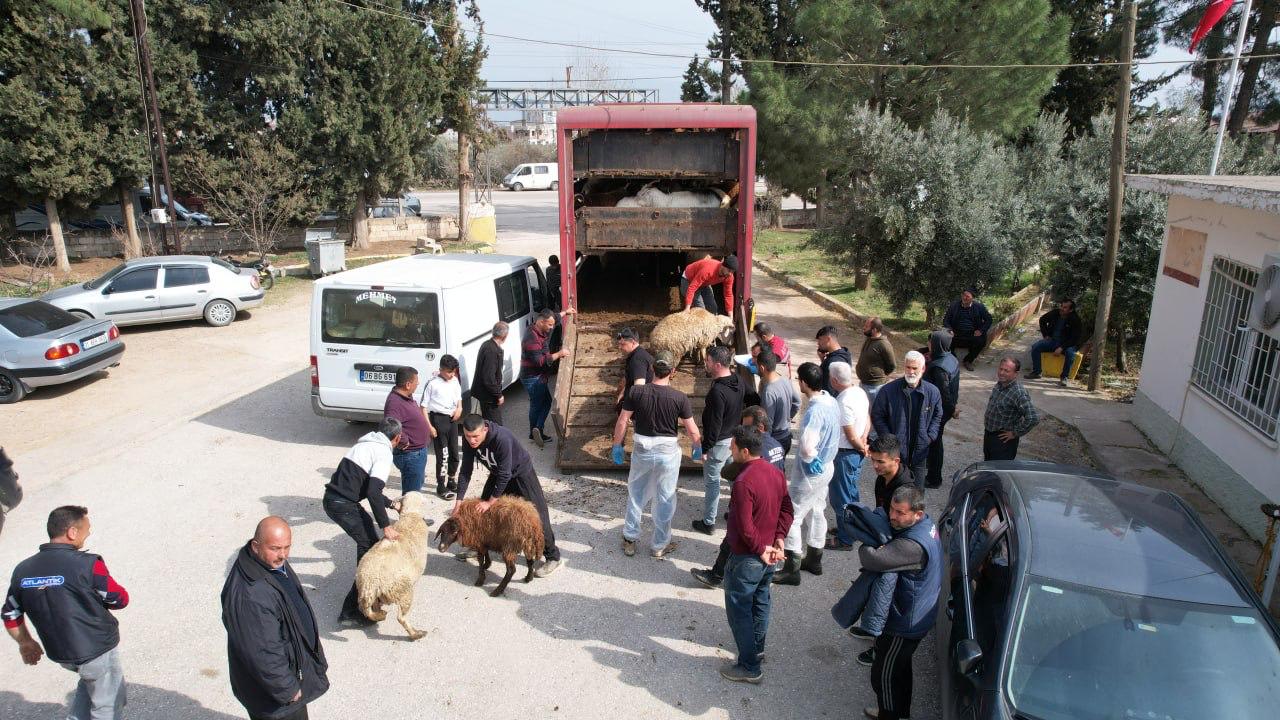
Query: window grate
1190,257,1280,439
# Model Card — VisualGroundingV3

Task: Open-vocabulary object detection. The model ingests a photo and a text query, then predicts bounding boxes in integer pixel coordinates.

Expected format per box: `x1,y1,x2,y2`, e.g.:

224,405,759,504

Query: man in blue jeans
826,362,870,551
1026,297,1083,387
720,425,792,684
383,367,430,493
520,309,571,448
693,346,745,535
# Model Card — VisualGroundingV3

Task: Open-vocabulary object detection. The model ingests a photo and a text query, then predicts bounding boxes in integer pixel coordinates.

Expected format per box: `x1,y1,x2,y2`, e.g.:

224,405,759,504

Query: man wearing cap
614,327,654,413
681,254,738,317
613,350,701,559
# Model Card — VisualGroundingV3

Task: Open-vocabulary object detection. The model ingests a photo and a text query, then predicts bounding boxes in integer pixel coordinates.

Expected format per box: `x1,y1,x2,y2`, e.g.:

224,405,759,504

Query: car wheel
203,299,237,327
512,183,523,192
550,181,559,191
69,310,93,320
0,369,26,404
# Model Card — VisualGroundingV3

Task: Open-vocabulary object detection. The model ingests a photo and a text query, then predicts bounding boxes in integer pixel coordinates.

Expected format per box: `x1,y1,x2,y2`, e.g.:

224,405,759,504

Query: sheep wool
355,492,432,640
436,496,544,598
648,308,735,367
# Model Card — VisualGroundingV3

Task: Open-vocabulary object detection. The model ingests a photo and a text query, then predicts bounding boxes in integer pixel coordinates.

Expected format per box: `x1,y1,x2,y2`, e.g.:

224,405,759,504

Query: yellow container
1040,351,1084,380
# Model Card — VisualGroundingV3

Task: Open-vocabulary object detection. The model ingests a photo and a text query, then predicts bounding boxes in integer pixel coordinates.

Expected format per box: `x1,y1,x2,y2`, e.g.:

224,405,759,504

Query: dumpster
305,229,345,276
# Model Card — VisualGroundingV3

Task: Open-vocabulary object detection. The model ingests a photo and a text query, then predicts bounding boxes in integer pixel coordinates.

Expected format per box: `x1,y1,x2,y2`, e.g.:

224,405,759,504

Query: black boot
801,546,823,576
771,551,802,586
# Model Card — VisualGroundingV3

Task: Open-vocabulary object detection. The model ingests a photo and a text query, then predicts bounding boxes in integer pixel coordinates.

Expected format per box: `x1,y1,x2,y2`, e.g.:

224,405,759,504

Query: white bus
310,253,550,422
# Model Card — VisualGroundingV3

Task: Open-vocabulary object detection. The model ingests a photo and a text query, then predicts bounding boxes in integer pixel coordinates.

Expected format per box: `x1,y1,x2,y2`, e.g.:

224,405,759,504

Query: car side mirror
102,285,114,295
954,638,983,680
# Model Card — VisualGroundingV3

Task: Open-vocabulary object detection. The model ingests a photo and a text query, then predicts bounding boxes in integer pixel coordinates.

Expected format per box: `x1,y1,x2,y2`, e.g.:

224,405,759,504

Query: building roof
1127,174,1280,214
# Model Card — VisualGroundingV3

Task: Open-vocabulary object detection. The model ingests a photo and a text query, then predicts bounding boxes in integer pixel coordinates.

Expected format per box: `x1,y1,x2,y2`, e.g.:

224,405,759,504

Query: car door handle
197,289,207,293
145,295,156,299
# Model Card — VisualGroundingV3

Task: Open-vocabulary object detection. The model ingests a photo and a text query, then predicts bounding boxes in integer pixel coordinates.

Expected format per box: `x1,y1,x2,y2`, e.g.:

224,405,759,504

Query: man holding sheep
681,254,738,316
456,415,563,577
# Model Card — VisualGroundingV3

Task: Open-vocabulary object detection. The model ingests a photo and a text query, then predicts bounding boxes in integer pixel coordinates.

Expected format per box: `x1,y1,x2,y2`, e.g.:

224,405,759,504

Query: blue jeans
724,554,773,673
679,276,718,314
1030,339,1077,379
701,438,733,526
392,447,428,494
623,435,682,551
829,448,864,545
521,376,552,436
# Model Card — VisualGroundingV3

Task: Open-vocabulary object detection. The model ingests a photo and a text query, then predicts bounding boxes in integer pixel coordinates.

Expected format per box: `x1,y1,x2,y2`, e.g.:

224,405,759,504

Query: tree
1228,0,1280,133
680,57,714,102
1007,113,1071,286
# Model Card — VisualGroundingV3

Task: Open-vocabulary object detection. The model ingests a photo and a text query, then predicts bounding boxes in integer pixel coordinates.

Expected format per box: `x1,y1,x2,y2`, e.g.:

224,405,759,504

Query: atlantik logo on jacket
20,575,65,589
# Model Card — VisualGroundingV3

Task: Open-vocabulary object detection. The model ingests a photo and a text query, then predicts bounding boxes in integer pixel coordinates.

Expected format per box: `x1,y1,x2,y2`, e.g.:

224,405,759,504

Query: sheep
355,491,431,640
648,307,736,367
435,496,544,598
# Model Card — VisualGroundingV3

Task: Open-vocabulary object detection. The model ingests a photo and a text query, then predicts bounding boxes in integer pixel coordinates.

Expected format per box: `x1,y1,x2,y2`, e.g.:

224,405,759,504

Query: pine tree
680,58,713,102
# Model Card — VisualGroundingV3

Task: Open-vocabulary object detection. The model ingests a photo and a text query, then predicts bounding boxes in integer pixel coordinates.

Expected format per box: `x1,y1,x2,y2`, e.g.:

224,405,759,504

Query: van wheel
0,369,26,404
511,183,523,192
550,181,558,191
204,299,237,327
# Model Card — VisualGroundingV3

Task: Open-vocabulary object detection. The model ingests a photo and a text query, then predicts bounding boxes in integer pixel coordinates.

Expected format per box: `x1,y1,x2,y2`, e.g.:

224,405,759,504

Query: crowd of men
2,276,1066,720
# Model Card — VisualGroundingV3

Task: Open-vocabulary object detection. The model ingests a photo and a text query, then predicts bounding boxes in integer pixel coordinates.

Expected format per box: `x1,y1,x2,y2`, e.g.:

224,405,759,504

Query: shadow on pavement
0,686,240,720
194,369,368,447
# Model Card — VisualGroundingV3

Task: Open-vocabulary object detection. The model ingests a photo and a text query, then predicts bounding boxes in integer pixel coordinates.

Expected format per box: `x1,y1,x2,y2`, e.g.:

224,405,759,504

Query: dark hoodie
926,330,960,419
702,372,746,452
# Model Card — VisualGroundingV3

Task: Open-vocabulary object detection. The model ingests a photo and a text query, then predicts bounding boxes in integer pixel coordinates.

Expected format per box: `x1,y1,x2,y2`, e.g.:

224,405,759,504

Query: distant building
503,109,557,145
1128,174,1280,541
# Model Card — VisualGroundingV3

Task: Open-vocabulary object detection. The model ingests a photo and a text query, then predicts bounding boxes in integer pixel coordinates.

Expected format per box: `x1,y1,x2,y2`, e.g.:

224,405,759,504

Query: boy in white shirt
420,354,464,499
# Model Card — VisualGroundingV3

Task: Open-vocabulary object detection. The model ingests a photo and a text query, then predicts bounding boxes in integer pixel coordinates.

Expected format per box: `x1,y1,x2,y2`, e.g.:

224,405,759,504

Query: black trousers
906,458,928,490
950,333,987,364
252,705,308,720
870,633,921,720
322,494,377,616
505,472,560,562
428,412,460,486
983,430,1019,461
477,398,503,425
925,416,950,489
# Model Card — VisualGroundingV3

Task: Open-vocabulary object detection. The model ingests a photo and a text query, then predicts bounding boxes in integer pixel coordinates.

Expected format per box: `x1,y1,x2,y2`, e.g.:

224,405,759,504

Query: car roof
122,255,217,266
959,463,1253,607
314,253,534,291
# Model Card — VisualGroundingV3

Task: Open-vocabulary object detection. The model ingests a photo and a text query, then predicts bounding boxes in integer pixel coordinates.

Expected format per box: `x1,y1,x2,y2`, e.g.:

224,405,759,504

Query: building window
1191,256,1280,439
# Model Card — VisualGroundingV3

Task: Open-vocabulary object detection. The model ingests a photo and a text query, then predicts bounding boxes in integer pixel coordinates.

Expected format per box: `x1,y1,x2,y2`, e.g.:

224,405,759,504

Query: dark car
936,461,1280,720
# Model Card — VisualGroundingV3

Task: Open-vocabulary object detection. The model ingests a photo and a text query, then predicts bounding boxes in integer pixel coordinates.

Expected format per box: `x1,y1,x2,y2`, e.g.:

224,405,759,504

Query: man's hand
17,639,42,666
998,430,1016,442
1053,347,1063,356
390,498,403,512
428,425,437,439
497,395,505,406
383,526,401,542
451,498,462,515
476,499,495,514
290,690,302,703
974,329,983,337
552,349,569,361
683,303,692,312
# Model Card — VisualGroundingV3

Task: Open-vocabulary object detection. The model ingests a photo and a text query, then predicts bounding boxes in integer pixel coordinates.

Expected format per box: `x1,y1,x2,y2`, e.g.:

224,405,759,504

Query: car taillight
310,355,319,387
45,343,80,360
107,325,120,340
250,274,261,290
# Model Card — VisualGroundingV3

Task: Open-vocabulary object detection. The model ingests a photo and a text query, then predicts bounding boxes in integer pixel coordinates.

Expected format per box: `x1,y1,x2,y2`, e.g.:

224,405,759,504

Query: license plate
360,370,397,384
82,333,107,349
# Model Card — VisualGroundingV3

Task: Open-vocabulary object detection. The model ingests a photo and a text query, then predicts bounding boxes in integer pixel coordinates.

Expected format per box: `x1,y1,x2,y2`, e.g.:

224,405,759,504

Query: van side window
518,166,532,176
495,270,530,323
525,265,545,312
534,165,548,174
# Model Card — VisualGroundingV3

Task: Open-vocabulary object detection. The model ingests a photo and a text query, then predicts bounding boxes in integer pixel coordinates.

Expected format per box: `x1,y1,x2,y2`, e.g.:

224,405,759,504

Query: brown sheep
648,307,735,367
436,496,544,597
356,491,431,640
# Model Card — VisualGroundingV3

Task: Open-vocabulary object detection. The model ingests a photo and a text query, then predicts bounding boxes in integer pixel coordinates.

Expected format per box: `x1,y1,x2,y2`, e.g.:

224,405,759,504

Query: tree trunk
855,269,872,291
458,131,471,243
352,189,370,250
1229,0,1278,135
1114,323,1127,374
815,170,827,227
118,183,142,258
1200,23,1228,126
45,195,70,273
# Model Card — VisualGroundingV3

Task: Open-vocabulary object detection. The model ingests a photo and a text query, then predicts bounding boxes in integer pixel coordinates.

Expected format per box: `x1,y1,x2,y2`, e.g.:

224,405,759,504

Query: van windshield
321,289,440,348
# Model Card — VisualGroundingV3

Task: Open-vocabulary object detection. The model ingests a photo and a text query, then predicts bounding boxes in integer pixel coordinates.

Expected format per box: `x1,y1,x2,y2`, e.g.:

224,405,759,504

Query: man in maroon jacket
720,425,793,685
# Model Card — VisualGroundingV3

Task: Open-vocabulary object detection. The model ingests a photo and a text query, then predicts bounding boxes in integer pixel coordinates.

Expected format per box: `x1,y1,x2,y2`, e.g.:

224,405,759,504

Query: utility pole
565,66,572,88
456,25,471,244
127,0,181,254
1087,0,1137,392
1210,0,1255,175
720,0,734,104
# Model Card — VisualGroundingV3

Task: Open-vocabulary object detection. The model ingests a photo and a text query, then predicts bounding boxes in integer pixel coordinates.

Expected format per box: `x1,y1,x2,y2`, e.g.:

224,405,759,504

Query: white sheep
648,308,736,367
356,491,431,640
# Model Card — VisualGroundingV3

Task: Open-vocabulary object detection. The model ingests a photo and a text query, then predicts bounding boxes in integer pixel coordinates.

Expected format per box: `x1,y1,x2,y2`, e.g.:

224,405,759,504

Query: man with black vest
858,486,942,720
471,321,508,424
4,505,130,719
222,516,328,720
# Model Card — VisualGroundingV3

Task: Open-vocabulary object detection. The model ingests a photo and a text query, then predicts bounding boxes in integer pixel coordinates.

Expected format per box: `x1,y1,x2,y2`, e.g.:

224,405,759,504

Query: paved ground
0,191,1176,719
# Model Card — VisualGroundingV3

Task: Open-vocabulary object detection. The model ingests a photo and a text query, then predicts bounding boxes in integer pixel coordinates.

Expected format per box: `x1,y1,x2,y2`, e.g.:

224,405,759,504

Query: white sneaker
533,558,564,578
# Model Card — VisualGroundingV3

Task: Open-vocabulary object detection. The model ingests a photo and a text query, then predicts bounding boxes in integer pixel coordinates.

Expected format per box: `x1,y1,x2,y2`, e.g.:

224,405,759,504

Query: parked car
936,461,1280,719
41,256,264,328
0,299,125,403
502,162,558,191
369,195,423,218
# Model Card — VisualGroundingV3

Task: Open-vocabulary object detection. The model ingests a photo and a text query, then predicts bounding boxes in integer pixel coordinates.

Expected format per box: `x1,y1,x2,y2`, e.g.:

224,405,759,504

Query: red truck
549,103,757,470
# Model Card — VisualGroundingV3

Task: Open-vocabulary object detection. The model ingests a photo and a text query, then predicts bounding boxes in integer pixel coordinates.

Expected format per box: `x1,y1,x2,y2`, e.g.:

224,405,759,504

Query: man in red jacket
681,254,738,316
719,425,793,685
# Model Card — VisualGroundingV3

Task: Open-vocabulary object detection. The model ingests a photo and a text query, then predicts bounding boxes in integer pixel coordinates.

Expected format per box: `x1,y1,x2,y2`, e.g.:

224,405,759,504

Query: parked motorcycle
224,253,275,290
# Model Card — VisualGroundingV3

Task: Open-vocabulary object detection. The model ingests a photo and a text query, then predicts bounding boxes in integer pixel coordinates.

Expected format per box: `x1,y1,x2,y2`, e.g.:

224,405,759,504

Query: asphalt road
0,192,987,720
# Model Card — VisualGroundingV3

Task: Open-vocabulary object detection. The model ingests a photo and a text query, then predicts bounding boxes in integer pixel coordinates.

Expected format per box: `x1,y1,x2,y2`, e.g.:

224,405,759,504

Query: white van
310,253,550,422
502,162,558,191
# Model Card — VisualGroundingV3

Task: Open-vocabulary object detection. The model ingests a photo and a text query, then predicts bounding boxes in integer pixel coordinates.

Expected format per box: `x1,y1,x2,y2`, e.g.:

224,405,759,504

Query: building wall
1135,195,1280,540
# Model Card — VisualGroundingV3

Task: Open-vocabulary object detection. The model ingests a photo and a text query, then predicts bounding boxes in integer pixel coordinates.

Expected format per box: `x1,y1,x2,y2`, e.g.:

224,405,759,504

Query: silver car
0,299,125,403
41,255,264,327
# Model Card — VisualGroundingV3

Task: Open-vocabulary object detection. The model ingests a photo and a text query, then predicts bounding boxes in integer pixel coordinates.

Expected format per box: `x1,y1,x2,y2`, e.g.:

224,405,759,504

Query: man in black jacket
923,331,960,489
816,325,853,395
222,517,328,720
455,415,563,577
0,447,20,537
4,505,130,720
942,289,993,371
1026,298,1083,386
694,345,746,535
471,321,508,424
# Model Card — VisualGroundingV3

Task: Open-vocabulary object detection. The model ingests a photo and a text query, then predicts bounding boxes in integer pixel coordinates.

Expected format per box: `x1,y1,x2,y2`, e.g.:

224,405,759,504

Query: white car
41,256,264,327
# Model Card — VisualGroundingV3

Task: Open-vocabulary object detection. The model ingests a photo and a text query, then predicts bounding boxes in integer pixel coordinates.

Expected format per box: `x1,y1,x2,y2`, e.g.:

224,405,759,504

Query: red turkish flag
1191,0,1235,51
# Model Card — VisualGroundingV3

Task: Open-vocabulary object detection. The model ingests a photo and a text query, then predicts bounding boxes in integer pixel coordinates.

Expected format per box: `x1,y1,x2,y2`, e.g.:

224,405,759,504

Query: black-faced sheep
648,307,735,367
356,491,431,640
436,496,544,597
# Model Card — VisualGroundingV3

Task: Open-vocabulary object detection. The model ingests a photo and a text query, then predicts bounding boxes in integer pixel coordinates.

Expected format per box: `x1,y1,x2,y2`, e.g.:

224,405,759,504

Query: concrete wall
1134,194,1280,540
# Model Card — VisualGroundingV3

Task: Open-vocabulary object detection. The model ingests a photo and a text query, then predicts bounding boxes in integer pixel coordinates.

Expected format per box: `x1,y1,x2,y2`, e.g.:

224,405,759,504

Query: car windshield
84,263,127,290
321,289,440,348
1007,576,1280,720
0,301,81,338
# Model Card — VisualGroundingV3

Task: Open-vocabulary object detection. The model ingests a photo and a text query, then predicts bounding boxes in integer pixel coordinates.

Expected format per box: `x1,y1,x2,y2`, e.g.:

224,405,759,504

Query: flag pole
1210,0,1254,175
